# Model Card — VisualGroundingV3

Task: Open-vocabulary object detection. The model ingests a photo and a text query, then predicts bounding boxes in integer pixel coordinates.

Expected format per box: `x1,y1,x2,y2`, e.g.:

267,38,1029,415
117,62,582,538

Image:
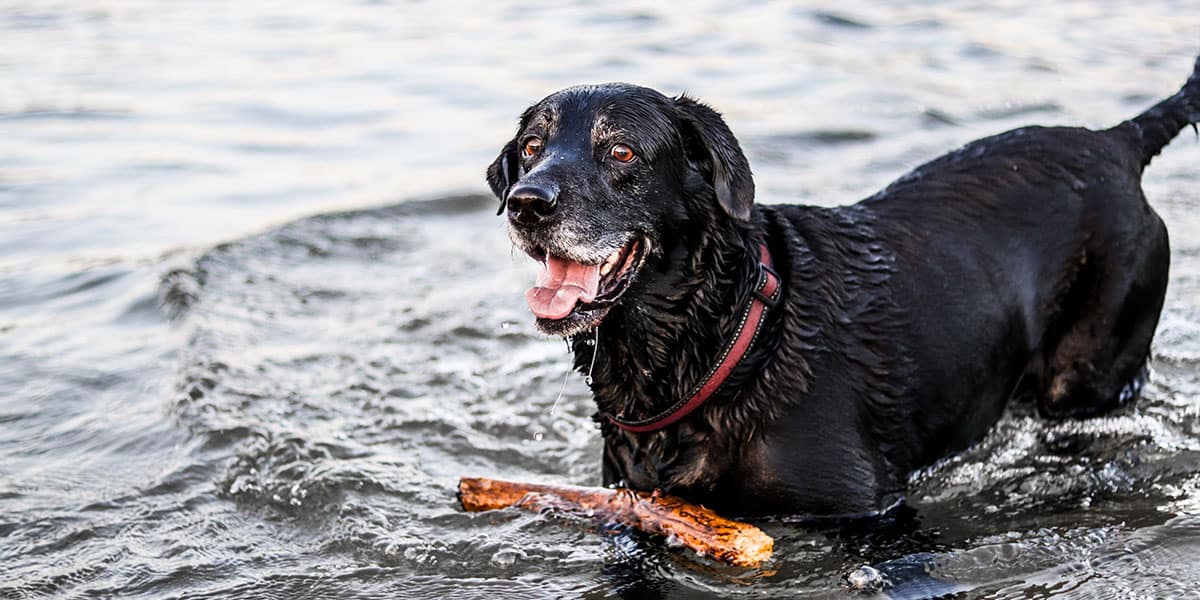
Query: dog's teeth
600,251,621,275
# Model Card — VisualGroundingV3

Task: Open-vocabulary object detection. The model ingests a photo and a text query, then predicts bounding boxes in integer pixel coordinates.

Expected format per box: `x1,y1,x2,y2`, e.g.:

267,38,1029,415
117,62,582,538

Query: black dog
487,56,1198,517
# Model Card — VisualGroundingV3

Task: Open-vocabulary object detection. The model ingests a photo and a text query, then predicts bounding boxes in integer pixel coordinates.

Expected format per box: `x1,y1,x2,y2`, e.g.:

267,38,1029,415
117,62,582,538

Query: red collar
604,242,781,433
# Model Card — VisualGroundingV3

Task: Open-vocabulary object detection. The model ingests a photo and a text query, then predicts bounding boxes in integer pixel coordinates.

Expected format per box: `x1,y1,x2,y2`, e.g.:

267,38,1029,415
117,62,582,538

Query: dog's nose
507,183,557,225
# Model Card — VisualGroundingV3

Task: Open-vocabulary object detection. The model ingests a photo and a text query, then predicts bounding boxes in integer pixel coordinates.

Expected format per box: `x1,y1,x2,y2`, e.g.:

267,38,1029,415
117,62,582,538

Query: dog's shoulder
755,206,921,476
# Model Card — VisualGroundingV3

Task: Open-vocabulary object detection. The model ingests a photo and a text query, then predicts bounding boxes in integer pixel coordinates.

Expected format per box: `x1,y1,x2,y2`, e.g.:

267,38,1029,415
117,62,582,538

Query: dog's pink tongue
525,255,601,320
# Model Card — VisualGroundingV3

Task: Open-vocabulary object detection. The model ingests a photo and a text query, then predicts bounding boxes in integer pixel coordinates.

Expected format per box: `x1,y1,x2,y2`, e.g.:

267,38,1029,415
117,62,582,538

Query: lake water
3,1,1200,598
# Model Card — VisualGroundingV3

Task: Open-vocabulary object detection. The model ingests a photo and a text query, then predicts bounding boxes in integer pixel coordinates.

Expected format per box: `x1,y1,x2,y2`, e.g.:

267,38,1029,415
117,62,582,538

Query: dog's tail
1117,53,1200,169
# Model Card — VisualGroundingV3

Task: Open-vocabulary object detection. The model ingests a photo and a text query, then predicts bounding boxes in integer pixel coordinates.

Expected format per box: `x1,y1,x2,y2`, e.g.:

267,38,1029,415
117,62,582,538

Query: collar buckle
754,262,780,308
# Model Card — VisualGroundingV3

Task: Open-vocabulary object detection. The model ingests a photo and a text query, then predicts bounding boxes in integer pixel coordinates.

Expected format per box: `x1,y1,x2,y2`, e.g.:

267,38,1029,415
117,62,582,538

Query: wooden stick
457,476,773,567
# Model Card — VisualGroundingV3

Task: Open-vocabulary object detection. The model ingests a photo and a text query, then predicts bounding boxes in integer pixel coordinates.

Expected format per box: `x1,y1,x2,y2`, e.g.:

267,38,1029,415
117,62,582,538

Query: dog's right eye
610,143,636,163
522,137,543,158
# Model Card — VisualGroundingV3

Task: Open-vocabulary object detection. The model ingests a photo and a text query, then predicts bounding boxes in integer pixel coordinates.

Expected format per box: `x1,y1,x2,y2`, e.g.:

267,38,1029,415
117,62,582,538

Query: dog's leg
1039,217,1170,419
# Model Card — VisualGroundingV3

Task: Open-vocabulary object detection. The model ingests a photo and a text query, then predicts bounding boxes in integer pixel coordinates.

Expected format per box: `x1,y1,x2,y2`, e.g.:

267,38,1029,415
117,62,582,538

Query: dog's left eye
610,144,636,163
522,137,544,158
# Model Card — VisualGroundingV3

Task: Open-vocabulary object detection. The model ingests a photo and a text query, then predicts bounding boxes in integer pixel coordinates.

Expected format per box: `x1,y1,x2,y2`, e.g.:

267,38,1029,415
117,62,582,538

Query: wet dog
487,56,1198,517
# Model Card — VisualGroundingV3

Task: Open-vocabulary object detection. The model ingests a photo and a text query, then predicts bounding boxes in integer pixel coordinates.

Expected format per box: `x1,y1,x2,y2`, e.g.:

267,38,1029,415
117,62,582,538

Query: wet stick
457,476,774,567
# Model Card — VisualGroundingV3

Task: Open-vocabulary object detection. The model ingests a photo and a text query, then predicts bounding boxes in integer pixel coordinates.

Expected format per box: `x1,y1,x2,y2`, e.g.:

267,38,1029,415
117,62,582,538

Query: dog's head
487,83,754,336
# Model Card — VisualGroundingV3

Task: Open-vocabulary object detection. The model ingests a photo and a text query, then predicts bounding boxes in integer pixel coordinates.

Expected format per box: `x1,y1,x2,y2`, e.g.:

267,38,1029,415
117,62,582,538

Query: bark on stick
457,476,773,567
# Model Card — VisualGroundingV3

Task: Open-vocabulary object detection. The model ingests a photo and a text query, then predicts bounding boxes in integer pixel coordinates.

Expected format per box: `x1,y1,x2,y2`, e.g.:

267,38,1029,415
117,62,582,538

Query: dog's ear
487,107,537,215
486,138,519,215
673,95,755,221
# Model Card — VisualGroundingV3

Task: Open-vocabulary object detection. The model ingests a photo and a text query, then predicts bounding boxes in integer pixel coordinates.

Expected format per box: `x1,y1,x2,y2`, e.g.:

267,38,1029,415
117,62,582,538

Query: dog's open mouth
525,237,644,321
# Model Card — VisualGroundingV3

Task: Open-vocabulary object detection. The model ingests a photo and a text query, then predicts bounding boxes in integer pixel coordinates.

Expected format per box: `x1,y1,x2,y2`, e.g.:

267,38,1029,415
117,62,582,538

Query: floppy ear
486,138,520,215
673,95,755,221
487,107,538,215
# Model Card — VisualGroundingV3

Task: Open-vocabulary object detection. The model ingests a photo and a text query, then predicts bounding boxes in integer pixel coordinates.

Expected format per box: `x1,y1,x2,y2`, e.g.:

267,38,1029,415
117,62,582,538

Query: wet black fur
487,56,1198,517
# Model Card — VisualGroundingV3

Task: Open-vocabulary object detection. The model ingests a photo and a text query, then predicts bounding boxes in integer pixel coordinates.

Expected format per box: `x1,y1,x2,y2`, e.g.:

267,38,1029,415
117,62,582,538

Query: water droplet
490,547,525,568
845,565,886,592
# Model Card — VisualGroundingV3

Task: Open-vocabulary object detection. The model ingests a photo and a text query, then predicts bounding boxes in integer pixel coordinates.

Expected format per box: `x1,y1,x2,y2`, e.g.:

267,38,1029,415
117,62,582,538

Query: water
2,1,1199,597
